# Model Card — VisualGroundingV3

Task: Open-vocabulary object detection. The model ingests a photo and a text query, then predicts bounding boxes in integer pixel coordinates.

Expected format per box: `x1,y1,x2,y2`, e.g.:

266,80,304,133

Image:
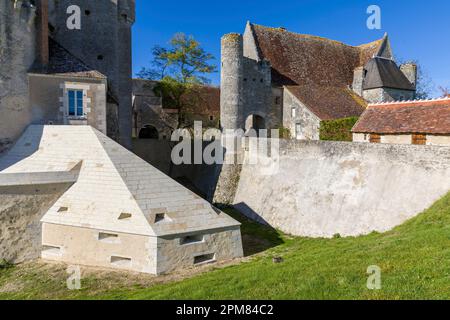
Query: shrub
320,117,359,142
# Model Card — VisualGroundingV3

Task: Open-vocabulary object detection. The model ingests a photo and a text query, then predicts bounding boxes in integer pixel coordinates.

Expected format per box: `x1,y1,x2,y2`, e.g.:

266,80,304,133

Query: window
295,123,302,139
275,96,281,105
370,134,381,143
291,107,296,118
412,134,427,145
68,90,84,117
209,115,214,121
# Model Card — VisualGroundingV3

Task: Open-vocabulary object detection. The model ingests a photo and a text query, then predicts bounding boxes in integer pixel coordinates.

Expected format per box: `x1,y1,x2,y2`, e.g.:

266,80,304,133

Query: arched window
139,125,159,139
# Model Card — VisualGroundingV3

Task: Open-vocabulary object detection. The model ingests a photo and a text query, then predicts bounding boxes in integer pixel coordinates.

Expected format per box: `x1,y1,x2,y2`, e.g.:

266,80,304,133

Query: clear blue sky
132,0,450,97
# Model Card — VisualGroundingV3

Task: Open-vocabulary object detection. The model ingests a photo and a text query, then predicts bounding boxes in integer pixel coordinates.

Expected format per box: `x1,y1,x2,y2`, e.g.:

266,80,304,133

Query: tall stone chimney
400,63,418,89
352,66,365,96
36,0,49,66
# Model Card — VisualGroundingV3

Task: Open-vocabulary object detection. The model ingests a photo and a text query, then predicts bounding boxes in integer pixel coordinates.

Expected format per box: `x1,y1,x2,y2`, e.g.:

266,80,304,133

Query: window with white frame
295,123,302,139
291,107,296,118
68,89,84,117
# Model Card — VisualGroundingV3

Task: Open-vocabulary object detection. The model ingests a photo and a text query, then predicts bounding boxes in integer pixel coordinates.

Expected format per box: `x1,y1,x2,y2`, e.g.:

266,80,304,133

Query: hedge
319,117,359,142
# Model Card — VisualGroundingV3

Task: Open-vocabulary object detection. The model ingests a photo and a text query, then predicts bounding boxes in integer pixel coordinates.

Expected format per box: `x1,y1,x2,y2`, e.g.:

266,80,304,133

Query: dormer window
68,89,84,117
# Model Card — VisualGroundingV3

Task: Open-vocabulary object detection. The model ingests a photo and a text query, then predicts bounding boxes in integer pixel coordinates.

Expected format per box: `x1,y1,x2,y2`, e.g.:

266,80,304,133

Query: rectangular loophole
194,253,216,265
110,256,132,267
98,232,119,243
42,245,61,256
181,234,204,245
58,207,68,213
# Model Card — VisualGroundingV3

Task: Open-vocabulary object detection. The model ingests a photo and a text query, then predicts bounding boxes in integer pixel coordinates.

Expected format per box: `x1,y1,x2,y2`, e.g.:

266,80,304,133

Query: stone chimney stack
400,63,418,89
352,66,365,96
36,0,49,66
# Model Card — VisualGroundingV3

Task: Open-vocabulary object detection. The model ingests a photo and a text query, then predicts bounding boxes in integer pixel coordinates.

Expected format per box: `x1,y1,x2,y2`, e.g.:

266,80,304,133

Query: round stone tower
220,33,244,131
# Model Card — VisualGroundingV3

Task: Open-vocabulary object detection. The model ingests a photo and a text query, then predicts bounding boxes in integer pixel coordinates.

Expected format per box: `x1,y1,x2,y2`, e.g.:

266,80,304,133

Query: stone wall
157,227,243,274
363,88,415,103
132,139,222,201
28,75,107,134
283,88,321,140
232,139,450,237
353,133,450,146
49,0,135,148
0,1,36,153
42,222,158,274
0,183,72,264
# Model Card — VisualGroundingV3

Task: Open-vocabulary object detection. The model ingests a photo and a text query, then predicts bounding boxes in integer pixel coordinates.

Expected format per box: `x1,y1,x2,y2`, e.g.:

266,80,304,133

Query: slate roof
363,57,415,91
352,99,450,134
29,38,106,79
286,85,367,120
249,23,384,87
0,126,239,236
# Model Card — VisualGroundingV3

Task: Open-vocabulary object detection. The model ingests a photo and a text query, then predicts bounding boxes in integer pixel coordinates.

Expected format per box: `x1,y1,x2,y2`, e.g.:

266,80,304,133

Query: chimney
400,63,418,89
352,66,365,96
36,0,49,66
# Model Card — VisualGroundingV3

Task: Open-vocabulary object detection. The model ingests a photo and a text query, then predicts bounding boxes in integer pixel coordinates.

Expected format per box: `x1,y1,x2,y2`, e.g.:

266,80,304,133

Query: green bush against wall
319,117,359,142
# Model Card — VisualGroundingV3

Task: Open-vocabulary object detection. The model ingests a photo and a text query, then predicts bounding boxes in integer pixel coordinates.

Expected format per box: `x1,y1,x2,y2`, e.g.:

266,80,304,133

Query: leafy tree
137,33,217,129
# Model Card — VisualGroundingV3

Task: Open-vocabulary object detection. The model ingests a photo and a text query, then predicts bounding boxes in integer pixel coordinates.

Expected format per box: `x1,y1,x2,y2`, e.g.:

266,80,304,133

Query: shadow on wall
132,139,224,202
0,125,44,171
0,183,74,264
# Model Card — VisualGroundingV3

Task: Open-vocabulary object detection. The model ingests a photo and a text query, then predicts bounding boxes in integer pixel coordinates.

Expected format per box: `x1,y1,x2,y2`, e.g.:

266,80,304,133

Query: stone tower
220,33,244,131
48,0,135,148
0,0,37,152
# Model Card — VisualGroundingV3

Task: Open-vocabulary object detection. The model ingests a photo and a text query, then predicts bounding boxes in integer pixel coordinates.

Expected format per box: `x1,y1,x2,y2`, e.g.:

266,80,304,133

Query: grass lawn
1,192,450,300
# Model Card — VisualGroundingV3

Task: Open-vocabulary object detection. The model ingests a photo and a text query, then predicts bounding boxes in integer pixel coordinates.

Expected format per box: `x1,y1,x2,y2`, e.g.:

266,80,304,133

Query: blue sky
132,0,450,97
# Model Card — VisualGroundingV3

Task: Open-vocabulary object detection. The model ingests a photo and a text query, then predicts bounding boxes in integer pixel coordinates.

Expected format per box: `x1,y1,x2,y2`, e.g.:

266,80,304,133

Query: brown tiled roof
286,85,367,120
29,38,106,79
352,99,450,134
250,23,383,87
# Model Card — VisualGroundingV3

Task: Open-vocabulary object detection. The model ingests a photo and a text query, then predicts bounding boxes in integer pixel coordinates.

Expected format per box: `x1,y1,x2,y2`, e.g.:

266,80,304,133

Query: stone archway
139,125,159,139
245,114,266,137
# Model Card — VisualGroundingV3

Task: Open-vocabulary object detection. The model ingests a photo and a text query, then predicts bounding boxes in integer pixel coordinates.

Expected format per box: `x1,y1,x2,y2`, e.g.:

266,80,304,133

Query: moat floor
1,193,450,300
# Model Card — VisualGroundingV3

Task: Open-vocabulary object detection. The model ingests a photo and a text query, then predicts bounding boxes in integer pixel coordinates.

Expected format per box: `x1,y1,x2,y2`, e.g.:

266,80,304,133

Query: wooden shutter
412,134,427,145
370,134,381,143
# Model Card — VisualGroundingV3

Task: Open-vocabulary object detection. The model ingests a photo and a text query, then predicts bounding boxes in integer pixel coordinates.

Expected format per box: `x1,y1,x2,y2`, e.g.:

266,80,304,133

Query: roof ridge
250,22,382,49
368,97,450,107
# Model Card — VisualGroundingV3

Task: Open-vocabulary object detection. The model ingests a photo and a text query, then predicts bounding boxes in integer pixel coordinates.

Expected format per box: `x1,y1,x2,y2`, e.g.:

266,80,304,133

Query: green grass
1,193,450,300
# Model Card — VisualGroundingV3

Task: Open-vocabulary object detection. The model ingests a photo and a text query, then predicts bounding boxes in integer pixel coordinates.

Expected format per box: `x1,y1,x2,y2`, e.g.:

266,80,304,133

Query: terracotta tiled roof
286,85,367,120
352,99,450,134
29,38,106,79
250,23,383,87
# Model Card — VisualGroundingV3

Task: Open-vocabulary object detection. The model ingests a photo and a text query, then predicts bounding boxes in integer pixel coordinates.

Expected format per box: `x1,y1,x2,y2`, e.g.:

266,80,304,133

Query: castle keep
221,22,417,139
